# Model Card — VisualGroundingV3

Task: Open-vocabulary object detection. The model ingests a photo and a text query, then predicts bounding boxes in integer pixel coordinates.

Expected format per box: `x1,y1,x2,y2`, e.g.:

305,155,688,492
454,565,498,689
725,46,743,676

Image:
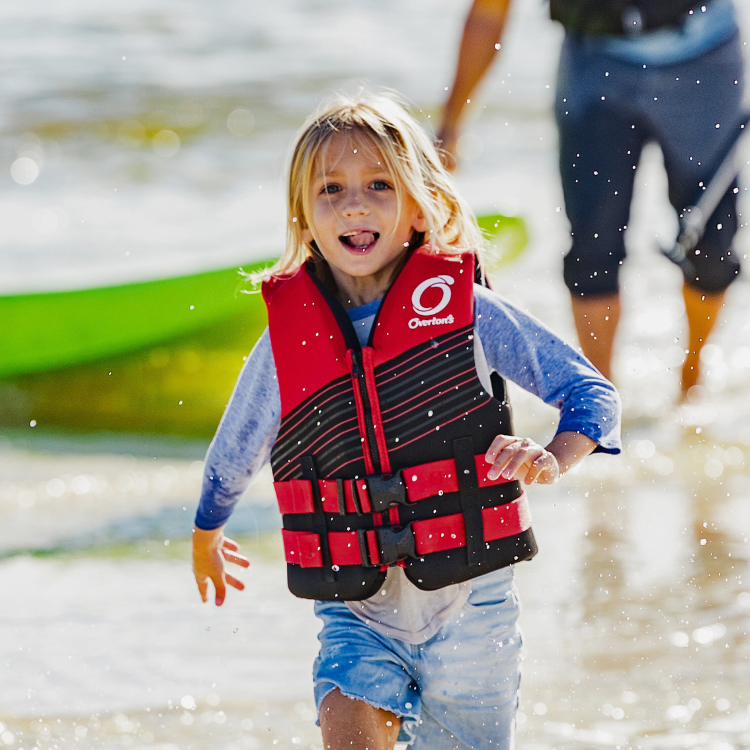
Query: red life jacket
262,246,537,601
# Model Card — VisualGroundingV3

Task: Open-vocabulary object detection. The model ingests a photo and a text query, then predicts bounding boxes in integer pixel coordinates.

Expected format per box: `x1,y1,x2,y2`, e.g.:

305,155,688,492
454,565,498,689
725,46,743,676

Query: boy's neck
318,257,405,310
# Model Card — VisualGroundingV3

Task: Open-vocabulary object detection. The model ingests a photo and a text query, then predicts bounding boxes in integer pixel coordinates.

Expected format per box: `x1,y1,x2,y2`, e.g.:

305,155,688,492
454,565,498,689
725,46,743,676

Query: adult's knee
683,245,741,293
563,241,623,296
682,191,741,293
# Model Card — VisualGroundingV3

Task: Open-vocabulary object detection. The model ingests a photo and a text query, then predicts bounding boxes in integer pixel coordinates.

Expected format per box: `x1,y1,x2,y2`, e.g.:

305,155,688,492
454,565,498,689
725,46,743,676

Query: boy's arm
474,286,622,455
195,328,280,530
484,430,596,486
193,329,281,605
438,0,513,167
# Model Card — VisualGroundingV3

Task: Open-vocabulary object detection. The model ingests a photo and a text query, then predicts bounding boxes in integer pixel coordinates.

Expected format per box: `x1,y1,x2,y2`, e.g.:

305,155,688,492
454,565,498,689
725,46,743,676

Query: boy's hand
192,525,250,606
485,435,559,485
485,431,597,486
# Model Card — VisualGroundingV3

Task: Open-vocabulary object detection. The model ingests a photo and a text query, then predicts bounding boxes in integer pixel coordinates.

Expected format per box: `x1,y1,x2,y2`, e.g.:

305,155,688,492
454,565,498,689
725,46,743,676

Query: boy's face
303,131,426,294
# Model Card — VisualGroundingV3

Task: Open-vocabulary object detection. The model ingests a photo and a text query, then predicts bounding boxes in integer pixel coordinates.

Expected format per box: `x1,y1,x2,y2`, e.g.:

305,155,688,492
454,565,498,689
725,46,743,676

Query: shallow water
3,0,750,748
2,427,750,750
0,0,563,295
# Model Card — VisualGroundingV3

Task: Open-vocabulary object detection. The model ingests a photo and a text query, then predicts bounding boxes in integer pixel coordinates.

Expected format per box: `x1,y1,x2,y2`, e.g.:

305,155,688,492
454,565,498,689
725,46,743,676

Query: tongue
345,231,376,248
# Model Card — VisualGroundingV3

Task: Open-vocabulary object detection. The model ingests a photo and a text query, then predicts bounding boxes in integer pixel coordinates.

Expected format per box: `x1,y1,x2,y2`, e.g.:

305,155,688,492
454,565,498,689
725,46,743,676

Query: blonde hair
255,90,484,282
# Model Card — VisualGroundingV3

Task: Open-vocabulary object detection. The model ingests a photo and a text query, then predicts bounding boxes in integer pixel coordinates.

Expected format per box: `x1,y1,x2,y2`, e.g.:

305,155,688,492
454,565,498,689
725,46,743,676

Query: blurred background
2,1,750,749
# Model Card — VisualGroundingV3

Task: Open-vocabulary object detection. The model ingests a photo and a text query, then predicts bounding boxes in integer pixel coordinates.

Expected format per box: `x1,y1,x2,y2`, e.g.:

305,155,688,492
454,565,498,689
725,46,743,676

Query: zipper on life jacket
350,350,382,475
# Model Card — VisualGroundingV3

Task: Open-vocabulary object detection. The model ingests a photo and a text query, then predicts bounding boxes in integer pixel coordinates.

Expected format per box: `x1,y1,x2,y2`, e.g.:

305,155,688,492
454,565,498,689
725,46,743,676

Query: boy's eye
371,180,391,191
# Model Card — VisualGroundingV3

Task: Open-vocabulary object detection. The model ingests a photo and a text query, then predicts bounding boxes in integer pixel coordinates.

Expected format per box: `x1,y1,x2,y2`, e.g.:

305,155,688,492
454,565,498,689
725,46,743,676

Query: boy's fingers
222,537,240,552
487,440,547,481
503,445,543,477
502,460,529,482
196,576,208,603
212,575,227,606
484,434,517,463
524,452,559,485
482,434,564,485
487,439,531,479
523,462,545,485
225,574,245,591
222,550,251,568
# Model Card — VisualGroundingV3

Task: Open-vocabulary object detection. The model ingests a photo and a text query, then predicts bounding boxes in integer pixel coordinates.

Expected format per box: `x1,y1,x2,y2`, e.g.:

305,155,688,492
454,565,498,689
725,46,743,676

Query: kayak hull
0,263,268,379
0,215,526,437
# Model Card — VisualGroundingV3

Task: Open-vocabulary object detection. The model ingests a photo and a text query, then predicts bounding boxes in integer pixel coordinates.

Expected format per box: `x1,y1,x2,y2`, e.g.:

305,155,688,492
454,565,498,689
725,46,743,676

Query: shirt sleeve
474,285,621,454
194,328,281,530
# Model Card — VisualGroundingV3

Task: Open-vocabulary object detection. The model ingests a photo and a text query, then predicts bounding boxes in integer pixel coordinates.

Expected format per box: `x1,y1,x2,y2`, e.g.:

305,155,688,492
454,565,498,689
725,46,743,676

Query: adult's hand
435,126,459,172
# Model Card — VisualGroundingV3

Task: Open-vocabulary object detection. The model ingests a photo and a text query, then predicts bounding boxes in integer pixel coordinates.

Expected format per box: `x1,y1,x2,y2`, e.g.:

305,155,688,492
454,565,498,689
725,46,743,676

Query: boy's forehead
314,131,386,175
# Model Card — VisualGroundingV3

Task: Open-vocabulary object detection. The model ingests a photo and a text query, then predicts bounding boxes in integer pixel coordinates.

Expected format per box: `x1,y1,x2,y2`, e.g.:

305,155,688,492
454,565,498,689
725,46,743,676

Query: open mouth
340,230,379,252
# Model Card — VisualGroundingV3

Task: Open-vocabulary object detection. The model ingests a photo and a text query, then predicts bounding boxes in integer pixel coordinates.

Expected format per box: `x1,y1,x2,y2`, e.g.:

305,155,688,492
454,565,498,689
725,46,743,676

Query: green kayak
0,213,526,437
0,262,269,380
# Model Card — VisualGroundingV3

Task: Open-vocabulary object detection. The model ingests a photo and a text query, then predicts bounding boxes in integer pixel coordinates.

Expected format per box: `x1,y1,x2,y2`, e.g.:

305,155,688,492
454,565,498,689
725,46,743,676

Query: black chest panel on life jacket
262,247,537,601
550,0,707,36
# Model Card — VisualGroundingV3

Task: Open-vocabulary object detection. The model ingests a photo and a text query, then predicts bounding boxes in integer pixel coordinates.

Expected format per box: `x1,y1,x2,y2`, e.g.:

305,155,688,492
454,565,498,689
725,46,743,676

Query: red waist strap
281,492,531,568
274,454,511,516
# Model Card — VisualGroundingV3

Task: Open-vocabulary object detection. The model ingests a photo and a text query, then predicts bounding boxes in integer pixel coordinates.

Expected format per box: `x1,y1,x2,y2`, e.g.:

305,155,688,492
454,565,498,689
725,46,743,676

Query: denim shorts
556,32,744,296
312,567,522,750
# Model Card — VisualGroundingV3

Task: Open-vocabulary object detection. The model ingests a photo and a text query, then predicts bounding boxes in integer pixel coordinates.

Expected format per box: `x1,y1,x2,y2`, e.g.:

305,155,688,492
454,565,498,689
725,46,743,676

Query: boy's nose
342,191,369,216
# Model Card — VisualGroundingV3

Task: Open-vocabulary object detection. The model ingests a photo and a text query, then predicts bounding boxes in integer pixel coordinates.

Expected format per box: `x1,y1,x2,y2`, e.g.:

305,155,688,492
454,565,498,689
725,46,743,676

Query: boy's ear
413,206,428,233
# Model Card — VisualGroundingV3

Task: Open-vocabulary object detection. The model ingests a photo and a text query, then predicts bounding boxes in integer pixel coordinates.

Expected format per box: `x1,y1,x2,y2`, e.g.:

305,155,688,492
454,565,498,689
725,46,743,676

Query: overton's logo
411,275,454,316
408,275,455,330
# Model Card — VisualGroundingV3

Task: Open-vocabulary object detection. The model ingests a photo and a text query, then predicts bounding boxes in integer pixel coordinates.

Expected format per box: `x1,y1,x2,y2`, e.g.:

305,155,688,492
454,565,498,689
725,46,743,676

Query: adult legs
666,169,739,398
556,40,645,378
569,293,621,380
681,286,725,395
559,34,744,389
655,36,744,394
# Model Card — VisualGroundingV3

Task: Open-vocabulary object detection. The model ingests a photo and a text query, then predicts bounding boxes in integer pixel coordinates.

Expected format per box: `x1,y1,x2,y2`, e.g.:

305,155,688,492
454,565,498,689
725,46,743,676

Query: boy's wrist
545,431,597,476
193,525,225,548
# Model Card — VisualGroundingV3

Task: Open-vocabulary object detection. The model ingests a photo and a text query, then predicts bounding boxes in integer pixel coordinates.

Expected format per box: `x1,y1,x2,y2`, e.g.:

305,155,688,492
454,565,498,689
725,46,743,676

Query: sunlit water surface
3,0,750,748
2,436,750,750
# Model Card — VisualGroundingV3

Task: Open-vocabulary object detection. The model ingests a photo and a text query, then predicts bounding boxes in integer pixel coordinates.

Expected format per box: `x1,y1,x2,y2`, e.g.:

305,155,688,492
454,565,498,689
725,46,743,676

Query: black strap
490,371,507,404
336,479,347,516
350,479,364,516
453,437,486,566
300,455,335,582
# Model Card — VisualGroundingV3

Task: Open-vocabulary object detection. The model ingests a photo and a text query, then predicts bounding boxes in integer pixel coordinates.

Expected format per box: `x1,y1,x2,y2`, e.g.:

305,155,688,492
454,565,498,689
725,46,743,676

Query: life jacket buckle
358,525,417,567
366,471,407,513
377,525,417,566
